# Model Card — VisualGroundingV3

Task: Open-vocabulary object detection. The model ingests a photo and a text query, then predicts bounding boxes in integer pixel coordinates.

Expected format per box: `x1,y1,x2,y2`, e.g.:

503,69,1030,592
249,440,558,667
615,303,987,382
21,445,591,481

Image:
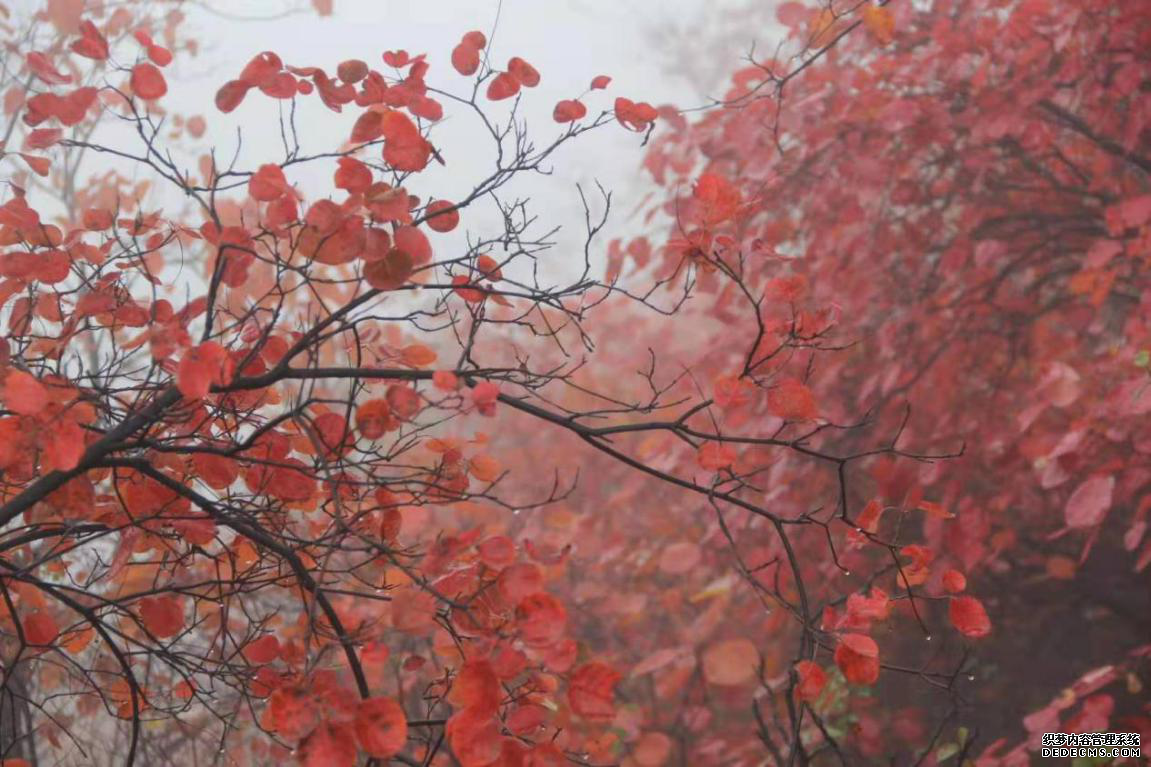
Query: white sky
155,0,771,273
8,0,779,283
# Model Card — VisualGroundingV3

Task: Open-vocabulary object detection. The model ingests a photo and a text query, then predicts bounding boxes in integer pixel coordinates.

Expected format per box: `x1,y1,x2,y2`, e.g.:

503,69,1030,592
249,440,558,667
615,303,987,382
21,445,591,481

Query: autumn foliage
0,0,1148,766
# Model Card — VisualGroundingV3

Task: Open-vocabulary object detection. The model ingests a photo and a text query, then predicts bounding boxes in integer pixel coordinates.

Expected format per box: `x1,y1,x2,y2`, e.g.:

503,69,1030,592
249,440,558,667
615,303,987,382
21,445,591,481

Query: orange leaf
401,344,437,368
469,454,501,483
862,4,895,45
917,500,955,519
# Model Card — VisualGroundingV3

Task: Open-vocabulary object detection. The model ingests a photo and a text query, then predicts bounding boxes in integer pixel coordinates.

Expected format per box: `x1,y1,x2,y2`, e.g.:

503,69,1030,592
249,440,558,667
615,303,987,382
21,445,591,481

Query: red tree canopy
0,0,1147,766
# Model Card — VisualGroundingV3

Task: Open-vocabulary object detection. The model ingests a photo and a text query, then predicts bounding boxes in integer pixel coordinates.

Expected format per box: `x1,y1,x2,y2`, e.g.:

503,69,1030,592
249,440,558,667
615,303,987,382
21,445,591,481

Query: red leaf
1064,475,1114,529
71,21,110,60
834,634,879,685
516,592,567,647
767,378,818,420
702,638,759,686
590,75,612,90
449,660,501,714
452,275,486,304
130,63,168,101
215,80,250,113
299,722,356,767
409,96,442,121
553,99,587,123
138,595,184,638
354,697,408,758
476,254,502,280
472,381,499,416
148,45,173,67
697,442,736,471
446,708,502,767
844,587,891,625
337,59,369,84
507,57,540,87
393,225,432,264
266,685,319,740
240,52,283,88
694,172,742,225
334,156,372,193
712,374,753,408
351,110,384,143
243,634,280,664
433,370,459,391
386,384,422,420
193,452,239,489
356,399,397,440
25,128,63,149
381,110,431,171
18,154,50,177
364,249,413,291
26,52,72,85
942,569,967,594
949,596,992,639
249,164,290,201
425,200,460,232
614,97,658,132
794,660,827,702
3,370,48,415
486,72,521,101
23,611,59,645
568,662,621,722
451,42,481,76
382,50,410,68
177,341,233,399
